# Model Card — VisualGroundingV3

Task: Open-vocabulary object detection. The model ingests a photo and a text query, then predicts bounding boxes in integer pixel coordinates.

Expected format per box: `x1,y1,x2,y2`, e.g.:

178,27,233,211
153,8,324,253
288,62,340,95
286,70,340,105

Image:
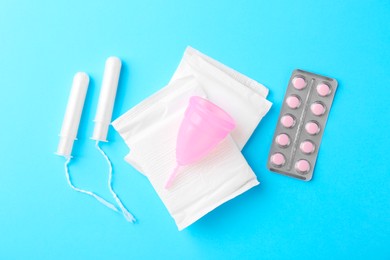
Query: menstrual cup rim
189,96,236,131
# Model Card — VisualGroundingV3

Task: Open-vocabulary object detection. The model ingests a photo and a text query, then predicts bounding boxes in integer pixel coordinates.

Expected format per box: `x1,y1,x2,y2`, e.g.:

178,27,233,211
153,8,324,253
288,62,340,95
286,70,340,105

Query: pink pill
295,159,311,174
300,140,315,154
270,153,286,167
286,95,301,109
276,133,290,147
317,83,331,97
305,121,320,135
292,76,307,90
280,114,295,128
310,102,326,116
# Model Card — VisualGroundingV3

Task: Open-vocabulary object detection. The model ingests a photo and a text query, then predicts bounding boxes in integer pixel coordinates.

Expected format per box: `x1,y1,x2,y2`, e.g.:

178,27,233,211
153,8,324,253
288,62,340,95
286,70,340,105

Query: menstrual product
112,77,261,230
268,69,338,181
92,57,135,222
56,72,89,158
165,96,236,189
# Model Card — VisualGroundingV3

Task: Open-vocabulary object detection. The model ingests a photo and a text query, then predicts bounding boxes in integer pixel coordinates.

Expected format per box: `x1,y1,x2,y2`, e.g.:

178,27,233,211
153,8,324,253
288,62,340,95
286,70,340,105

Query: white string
95,141,136,223
64,157,119,212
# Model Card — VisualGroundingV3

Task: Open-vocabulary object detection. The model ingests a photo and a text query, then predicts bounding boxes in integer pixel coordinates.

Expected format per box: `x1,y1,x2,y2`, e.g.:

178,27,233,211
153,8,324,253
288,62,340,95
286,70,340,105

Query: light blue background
0,0,389,259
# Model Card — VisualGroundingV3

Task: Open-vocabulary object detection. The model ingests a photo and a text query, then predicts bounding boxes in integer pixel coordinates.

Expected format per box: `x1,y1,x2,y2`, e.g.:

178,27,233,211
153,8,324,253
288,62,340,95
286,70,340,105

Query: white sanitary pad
112,47,272,230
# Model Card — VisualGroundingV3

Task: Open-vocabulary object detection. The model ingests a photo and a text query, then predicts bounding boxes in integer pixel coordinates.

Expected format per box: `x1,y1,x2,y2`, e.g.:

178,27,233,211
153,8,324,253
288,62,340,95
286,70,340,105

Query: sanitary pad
113,47,272,229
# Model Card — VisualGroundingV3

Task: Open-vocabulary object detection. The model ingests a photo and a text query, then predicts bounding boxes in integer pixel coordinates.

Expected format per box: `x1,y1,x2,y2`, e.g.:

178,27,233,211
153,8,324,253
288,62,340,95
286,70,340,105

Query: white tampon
56,72,89,158
91,56,122,141
91,57,136,222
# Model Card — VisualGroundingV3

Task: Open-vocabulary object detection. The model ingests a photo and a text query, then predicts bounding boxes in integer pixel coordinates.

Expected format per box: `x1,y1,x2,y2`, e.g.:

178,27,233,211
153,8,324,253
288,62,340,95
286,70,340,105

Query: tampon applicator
56,72,89,158
92,57,136,222
92,57,122,141
56,72,118,212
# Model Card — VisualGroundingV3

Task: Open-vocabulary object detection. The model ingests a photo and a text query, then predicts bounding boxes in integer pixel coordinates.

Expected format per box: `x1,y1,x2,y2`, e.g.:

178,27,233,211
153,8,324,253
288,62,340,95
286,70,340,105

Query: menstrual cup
165,96,236,189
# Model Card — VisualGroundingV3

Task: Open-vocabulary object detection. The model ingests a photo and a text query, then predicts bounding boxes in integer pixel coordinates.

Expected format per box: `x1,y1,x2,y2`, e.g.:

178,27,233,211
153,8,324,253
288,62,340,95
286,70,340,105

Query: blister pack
267,69,338,181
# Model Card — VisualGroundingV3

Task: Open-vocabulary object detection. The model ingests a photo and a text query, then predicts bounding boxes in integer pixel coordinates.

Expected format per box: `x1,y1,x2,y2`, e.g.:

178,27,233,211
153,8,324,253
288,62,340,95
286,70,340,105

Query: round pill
286,95,301,109
276,133,290,147
295,159,311,174
305,121,320,135
280,114,295,128
292,77,306,90
317,83,331,97
270,153,286,167
310,102,326,116
300,140,315,154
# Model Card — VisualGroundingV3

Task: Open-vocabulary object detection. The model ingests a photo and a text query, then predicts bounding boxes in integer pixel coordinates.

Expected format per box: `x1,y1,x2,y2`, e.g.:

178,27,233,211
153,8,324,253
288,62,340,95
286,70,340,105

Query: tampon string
95,141,136,222
64,157,119,212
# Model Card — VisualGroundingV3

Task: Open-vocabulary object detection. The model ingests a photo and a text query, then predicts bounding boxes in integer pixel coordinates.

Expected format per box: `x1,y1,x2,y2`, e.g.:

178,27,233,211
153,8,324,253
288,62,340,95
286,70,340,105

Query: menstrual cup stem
165,165,181,189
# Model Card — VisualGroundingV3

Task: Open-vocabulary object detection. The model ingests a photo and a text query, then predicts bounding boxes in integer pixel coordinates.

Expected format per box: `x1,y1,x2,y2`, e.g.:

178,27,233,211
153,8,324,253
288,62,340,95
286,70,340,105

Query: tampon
91,57,136,222
56,72,89,158
91,57,121,141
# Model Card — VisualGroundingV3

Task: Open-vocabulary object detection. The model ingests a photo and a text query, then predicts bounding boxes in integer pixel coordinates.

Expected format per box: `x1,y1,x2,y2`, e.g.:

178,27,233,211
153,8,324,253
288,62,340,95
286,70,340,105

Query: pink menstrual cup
165,96,236,189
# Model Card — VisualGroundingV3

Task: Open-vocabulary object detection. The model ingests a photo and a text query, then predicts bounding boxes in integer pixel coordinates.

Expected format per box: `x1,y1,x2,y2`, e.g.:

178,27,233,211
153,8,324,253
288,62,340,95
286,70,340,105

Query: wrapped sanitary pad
113,47,272,230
